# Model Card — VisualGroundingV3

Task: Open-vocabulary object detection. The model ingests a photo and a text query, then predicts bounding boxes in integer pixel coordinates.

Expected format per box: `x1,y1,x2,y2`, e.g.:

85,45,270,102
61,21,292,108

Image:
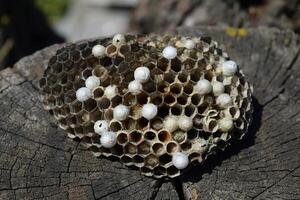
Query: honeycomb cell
152,142,165,155
144,130,156,141
124,143,137,154
129,131,143,144
137,141,150,155
145,154,159,168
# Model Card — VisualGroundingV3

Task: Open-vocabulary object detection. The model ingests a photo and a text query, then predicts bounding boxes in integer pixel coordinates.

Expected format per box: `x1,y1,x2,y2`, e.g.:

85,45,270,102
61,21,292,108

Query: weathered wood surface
0,26,300,200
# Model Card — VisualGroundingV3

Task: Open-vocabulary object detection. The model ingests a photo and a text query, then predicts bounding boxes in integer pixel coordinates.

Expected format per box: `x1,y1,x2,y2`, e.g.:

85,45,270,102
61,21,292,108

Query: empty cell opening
99,146,111,154
60,74,68,85
137,93,148,105
117,132,128,144
170,58,182,72
119,45,130,56
123,117,135,130
98,97,111,109
185,105,196,117
110,144,124,156
145,131,156,140
93,66,106,78
189,152,200,162
157,104,170,118
167,166,179,176
137,117,149,129
143,81,156,93
178,95,188,105
56,95,64,106
158,82,167,93
67,116,77,126
198,102,208,114
184,83,193,94
52,63,63,73
151,95,162,105
154,166,166,176
133,155,144,164
83,99,97,112
164,94,176,105
52,85,62,95
172,131,186,143
90,110,102,122
178,73,188,83
138,142,150,155
129,131,142,143
93,88,104,98
164,72,176,84
111,74,121,85
166,142,178,154
141,167,152,174
190,71,201,83
170,83,182,95
181,142,192,151
157,58,169,72
158,131,171,142
199,131,210,140
183,59,196,70
191,94,202,106
104,109,113,121
171,105,182,116
120,155,132,164
110,121,122,132
113,56,124,67
159,154,172,165
111,95,122,107
73,79,85,90
224,85,231,94
124,94,135,106
70,101,82,113
100,57,112,67
124,143,136,154
187,129,198,140
151,118,163,130
106,45,117,56
152,143,164,155
208,120,218,132
82,68,92,80
65,91,76,103
229,106,239,118
145,154,159,167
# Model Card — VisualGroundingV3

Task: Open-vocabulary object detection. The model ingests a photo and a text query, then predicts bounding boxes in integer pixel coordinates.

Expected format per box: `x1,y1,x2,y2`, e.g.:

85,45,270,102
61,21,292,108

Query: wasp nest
40,34,253,178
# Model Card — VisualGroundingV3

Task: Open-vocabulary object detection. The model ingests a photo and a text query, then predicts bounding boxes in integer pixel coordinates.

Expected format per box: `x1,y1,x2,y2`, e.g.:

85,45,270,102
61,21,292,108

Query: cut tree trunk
0,26,300,200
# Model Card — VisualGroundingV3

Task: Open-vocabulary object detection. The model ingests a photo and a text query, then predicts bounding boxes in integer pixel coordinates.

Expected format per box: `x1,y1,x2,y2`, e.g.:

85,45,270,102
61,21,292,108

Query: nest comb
39,34,253,178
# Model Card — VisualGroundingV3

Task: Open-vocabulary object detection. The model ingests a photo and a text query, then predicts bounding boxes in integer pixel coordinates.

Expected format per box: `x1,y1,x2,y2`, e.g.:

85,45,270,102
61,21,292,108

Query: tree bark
0,26,300,200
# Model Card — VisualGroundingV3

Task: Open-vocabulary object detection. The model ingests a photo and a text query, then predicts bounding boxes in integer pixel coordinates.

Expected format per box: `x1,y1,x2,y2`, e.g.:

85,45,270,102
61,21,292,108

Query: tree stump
0,26,300,200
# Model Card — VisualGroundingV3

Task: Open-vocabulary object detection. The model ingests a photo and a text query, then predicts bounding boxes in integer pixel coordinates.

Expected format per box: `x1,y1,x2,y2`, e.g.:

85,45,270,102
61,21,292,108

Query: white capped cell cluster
40,34,253,178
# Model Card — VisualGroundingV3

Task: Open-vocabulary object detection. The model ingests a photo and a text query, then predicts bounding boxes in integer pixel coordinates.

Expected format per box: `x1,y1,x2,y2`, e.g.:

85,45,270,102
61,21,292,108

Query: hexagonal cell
158,130,171,143
137,141,151,155
157,82,167,93
70,101,83,114
119,45,130,57
172,130,186,144
90,110,102,123
99,57,113,67
170,57,182,72
157,104,170,118
110,121,123,132
129,131,143,144
182,58,196,70
120,155,132,165
117,132,128,145
181,141,192,151
93,87,104,99
150,118,163,131
177,94,188,106
191,94,202,106
133,155,144,166
113,56,124,67
152,142,165,155
166,142,178,154
129,104,142,120
189,152,201,162
104,109,113,121
153,166,166,177
136,92,148,105
110,144,124,157
170,104,183,116
150,94,163,106
184,105,196,117
187,128,198,140
98,97,111,109
51,84,62,96
81,68,93,80
164,94,176,106
111,95,122,108
166,166,180,177
141,167,152,176
124,143,137,154
144,130,156,141
157,57,169,72
159,153,172,166
51,63,63,74
145,154,159,168
163,72,176,84
170,83,182,96
177,72,188,83
83,99,97,112
193,115,203,130
143,81,156,94
122,117,135,130
123,93,136,106
183,83,193,95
